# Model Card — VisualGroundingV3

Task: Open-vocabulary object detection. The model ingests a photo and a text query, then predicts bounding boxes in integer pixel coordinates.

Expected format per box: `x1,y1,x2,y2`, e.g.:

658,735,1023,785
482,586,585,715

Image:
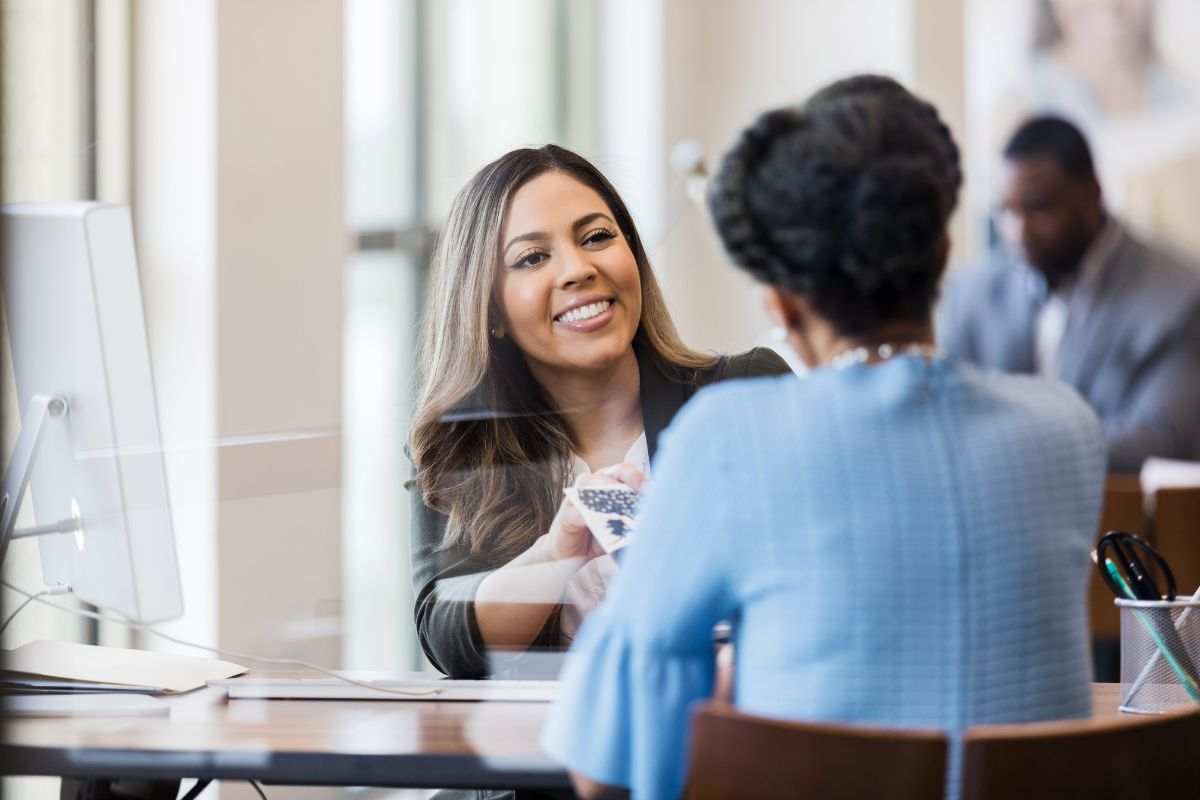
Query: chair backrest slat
962,708,1200,800
684,702,947,800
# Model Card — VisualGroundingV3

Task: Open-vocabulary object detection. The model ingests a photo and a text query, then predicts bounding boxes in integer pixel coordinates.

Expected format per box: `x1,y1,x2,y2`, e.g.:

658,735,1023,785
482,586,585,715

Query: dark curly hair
706,75,962,337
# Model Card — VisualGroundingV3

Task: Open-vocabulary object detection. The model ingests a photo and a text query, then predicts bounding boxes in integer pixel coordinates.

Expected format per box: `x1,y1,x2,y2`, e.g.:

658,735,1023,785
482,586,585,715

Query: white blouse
560,431,648,641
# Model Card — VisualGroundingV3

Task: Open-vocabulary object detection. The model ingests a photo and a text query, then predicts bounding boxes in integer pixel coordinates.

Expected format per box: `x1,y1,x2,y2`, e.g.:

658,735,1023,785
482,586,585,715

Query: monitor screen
2,203,183,624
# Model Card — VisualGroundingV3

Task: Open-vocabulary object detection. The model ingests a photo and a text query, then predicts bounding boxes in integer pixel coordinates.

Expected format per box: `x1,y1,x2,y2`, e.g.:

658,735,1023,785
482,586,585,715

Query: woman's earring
490,326,504,339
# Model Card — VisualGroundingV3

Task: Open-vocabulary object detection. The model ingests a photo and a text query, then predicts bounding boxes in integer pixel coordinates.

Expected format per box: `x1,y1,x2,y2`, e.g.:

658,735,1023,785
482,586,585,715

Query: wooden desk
1091,682,1124,718
0,684,569,791
0,683,1150,791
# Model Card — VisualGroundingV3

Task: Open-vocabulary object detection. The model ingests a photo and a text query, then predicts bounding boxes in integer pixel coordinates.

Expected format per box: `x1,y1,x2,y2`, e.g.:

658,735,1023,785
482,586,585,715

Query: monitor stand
1,394,75,567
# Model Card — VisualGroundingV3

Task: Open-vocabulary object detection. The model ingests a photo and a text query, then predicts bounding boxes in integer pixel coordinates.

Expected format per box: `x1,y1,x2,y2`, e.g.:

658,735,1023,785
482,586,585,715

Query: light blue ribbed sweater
543,356,1105,799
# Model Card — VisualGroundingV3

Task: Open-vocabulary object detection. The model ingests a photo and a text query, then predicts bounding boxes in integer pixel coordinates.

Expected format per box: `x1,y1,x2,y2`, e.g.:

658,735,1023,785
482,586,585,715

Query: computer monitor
1,203,183,624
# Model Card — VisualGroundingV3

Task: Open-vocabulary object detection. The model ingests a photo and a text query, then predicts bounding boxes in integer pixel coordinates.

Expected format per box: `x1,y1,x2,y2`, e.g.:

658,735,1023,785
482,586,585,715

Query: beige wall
213,0,344,664
0,0,89,202
135,0,345,674
915,0,968,260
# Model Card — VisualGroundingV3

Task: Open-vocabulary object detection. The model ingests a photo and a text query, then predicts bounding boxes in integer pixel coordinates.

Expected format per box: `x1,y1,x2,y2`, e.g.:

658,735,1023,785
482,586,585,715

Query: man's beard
1032,227,1094,290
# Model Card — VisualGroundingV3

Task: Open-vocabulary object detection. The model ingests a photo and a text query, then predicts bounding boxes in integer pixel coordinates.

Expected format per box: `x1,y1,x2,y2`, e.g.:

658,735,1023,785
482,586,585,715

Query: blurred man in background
940,115,1200,472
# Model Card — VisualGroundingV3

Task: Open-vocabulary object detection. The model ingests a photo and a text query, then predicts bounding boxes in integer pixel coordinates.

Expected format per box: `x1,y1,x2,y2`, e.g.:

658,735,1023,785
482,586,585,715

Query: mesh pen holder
1117,595,1200,714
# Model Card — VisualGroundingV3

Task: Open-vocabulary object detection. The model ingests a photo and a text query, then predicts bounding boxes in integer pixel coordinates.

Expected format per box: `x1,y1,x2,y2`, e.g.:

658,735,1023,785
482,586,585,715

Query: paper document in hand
1,640,246,693
564,486,638,555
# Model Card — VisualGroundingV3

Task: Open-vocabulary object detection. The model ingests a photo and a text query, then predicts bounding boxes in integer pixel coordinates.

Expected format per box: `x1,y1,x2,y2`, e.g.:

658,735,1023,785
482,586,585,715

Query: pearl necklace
827,342,941,371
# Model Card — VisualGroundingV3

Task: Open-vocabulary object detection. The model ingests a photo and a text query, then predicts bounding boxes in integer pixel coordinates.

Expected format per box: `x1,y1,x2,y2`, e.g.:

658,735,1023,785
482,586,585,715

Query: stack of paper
4,693,170,717
1,640,246,694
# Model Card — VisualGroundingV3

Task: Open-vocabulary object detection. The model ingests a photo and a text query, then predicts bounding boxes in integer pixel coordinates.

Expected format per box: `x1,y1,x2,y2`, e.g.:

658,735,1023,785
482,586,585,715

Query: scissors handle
1113,536,1158,600
1095,531,1177,602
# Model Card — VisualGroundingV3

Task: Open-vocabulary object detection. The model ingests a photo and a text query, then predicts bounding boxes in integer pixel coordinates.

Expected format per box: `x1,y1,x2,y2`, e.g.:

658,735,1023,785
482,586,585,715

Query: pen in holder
1117,594,1200,714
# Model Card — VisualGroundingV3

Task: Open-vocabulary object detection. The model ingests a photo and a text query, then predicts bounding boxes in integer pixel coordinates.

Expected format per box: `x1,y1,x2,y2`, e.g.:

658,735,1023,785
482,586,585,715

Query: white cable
0,580,441,697
0,588,49,635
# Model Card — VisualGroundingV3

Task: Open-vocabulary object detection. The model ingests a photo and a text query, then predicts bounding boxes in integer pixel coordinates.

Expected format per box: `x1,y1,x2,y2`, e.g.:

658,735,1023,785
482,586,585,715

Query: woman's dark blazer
410,346,791,678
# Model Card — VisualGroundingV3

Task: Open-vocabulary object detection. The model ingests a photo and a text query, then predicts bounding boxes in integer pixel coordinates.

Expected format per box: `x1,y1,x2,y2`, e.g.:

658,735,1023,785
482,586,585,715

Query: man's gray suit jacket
938,223,1200,472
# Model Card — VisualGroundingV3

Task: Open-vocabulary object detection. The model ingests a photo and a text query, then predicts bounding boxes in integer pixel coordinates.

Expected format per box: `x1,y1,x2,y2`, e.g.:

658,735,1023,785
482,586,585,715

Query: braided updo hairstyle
707,75,961,337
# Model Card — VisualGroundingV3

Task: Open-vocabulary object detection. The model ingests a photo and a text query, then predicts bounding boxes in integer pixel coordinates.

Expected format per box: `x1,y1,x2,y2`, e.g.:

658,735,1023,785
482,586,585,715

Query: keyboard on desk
210,674,558,702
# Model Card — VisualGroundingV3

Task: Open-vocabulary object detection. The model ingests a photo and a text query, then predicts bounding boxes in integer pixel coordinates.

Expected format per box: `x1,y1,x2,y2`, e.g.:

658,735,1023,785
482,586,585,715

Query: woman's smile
554,297,616,330
495,170,642,376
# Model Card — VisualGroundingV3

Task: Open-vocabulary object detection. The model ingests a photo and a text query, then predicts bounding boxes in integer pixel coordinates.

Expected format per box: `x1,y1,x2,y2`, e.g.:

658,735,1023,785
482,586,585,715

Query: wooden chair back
683,702,947,800
1154,487,1200,598
962,707,1200,800
1090,475,1146,639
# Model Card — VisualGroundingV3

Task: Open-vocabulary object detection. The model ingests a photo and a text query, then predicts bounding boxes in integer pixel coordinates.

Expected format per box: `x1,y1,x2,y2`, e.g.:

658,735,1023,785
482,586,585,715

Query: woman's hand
477,462,646,651
541,462,647,562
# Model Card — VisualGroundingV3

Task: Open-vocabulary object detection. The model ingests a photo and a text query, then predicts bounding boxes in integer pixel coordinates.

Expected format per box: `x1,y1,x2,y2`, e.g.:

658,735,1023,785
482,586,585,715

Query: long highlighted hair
409,145,714,560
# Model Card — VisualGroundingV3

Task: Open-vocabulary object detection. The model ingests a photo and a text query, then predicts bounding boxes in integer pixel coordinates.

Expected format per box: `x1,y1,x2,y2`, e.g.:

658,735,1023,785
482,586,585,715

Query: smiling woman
407,146,790,678
495,171,644,384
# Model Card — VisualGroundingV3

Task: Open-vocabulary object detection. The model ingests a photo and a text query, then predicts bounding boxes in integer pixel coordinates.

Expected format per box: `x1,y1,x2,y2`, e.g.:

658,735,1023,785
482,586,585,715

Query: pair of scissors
1095,530,1177,602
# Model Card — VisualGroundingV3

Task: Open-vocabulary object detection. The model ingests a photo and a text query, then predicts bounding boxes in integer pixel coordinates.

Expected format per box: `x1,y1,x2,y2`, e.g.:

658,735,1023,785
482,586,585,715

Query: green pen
1105,558,1200,702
